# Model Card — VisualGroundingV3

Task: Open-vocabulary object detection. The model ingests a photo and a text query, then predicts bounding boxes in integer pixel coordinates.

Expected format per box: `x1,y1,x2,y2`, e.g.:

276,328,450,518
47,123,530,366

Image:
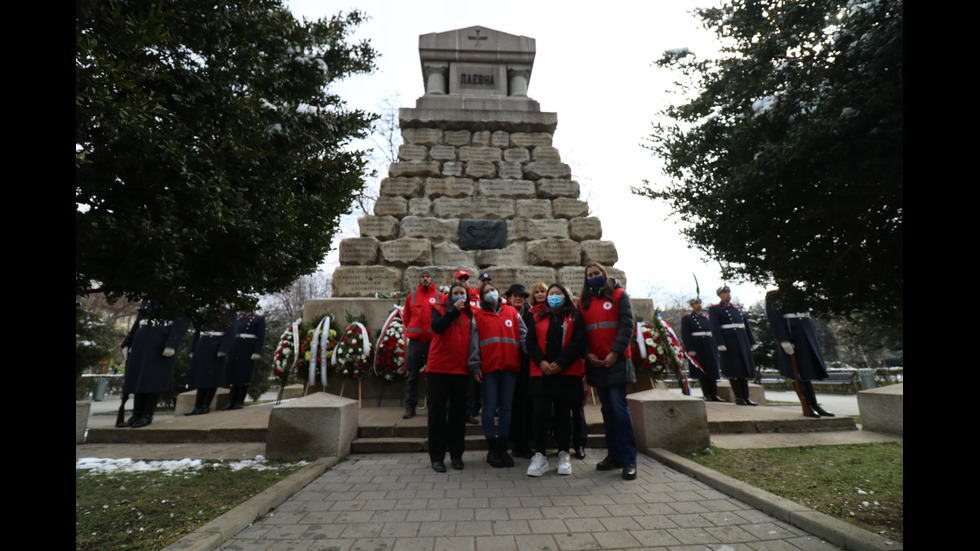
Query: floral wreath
332,321,372,380
273,318,303,379
309,316,337,386
373,307,406,381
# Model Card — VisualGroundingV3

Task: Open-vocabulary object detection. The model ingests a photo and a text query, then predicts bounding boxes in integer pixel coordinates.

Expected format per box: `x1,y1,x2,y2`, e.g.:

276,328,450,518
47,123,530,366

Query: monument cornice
399,107,557,133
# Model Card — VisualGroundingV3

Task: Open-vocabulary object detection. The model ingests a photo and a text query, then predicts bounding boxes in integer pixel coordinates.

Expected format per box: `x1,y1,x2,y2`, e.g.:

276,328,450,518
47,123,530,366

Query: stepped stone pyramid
331,25,626,298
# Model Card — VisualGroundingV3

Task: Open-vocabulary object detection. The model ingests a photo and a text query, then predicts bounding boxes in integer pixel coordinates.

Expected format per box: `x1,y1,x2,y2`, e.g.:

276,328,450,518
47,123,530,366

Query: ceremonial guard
119,300,190,427
222,311,266,410
402,269,444,419
708,286,758,405
765,285,834,417
681,298,724,402
185,306,235,415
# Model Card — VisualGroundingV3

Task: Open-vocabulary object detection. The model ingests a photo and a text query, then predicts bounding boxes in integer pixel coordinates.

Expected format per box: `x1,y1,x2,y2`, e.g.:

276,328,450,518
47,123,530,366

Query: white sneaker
527,452,549,477
557,451,572,475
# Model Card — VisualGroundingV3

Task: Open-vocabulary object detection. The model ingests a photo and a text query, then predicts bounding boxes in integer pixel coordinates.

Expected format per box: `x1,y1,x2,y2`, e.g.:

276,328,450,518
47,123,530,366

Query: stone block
569,217,602,240
478,179,536,198
511,266,558,289
429,145,456,161
460,220,507,250
432,242,477,266
265,393,359,461
581,240,619,265
507,218,569,241
402,128,443,146
379,177,420,197
424,177,474,198
442,161,463,176
476,243,526,267
398,144,428,162
857,383,903,436
338,237,380,266
389,161,441,178
503,147,530,163
331,266,403,297
379,237,432,266
444,130,471,146
526,239,582,267
553,197,589,218
358,216,399,240
434,197,515,219
305,298,413,332
399,216,458,241
491,131,510,147
498,162,524,179
408,197,431,216
373,196,408,218
523,162,571,180
459,146,502,163
509,132,553,147
471,130,492,145
465,160,496,178
557,266,628,292
76,401,90,444
531,146,562,163
628,389,710,453
516,199,553,219
537,179,580,199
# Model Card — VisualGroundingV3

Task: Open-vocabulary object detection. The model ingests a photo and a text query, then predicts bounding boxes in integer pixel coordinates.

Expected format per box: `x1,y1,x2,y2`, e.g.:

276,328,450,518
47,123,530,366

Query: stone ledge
399,108,558,132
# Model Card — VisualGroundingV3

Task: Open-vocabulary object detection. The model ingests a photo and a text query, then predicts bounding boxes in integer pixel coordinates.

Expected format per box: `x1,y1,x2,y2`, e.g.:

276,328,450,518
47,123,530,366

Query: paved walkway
215,451,844,551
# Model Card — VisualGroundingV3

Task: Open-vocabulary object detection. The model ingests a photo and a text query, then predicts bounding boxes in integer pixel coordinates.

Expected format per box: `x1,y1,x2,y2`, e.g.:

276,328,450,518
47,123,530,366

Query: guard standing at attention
681,298,724,402
709,286,758,406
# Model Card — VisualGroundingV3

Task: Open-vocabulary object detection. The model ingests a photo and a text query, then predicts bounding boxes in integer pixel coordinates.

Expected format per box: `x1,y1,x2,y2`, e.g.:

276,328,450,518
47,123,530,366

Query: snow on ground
75,456,308,475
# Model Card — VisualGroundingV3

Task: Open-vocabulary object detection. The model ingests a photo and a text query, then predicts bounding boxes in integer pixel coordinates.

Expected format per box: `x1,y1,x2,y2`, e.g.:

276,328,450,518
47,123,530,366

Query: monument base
628,389,710,453
857,383,903,436
265,392,359,461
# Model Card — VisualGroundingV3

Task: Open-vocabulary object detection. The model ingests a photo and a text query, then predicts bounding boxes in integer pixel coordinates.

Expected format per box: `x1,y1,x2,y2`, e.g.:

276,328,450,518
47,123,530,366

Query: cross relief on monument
332,26,624,297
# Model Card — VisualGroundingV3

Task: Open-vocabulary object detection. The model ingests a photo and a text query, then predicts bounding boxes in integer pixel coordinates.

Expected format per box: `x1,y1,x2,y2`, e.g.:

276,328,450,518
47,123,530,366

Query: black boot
740,379,758,406
186,388,211,415
117,394,141,427
131,393,158,428
704,379,725,402
486,438,505,468
732,378,748,405
498,438,514,467
803,381,834,417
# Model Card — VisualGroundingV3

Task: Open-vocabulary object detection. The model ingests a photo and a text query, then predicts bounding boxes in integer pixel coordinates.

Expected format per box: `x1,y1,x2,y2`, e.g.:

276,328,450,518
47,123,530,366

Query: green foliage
636,0,903,329
76,0,378,318
75,303,123,378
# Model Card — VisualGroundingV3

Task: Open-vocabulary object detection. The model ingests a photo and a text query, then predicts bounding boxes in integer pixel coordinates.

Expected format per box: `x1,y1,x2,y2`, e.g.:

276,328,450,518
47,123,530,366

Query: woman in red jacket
525,284,586,477
468,281,526,468
426,282,474,472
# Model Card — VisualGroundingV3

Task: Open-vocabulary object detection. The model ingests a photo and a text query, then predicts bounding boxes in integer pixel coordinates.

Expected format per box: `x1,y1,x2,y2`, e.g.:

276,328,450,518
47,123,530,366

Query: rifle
116,391,130,427
790,354,814,417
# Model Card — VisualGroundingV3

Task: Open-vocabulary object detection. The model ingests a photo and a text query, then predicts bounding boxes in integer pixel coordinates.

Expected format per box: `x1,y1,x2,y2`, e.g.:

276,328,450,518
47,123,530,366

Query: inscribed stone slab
531,146,562,163
373,196,408,218
478,179,536,198
399,216,459,241
507,218,569,241
523,162,572,180
398,144,428,162
459,146,502,163
465,160,496,178
569,217,602,240
432,242,477,266
515,199,553,219
476,243,526,267
502,148,530,163
338,237,380,266
553,197,589,218
429,145,457,161
402,128,443,146
537,179,580,199
358,216,399,240
526,239,582,267
491,131,510,147
380,237,433,266
379,177,420,197
509,132,552,147
424,177,474,198
408,198,431,216
390,161,441,178
403,266,478,291
332,266,403,297
581,240,619,265
444,130,471,146
498,162,523,179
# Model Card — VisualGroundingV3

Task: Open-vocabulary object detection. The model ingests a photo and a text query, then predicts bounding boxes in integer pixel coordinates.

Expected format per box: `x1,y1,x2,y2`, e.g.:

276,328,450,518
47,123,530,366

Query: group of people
681,284,834,417
404,263,639,481
117,300,266,428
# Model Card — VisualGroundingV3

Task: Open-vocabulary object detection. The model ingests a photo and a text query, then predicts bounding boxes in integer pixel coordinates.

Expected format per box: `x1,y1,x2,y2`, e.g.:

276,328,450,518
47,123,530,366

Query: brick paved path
219,451,842,551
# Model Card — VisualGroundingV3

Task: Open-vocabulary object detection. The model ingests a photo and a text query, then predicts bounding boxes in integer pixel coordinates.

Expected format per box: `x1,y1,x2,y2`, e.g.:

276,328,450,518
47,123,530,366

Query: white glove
688,351,697,357
251,353,261,360
218,352,226,357
162,347,176,358
717,345,727,352
780,341,795,355
122,347,130,361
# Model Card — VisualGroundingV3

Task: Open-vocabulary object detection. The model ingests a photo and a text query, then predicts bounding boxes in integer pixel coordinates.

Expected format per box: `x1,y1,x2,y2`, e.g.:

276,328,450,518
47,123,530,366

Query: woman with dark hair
525,284,586,476
578,262,639,480
469,281,526,468
426,281,474,472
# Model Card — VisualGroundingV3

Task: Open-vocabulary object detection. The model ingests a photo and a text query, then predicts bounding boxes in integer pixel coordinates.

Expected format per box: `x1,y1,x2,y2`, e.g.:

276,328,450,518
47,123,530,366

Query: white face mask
484,290,499,304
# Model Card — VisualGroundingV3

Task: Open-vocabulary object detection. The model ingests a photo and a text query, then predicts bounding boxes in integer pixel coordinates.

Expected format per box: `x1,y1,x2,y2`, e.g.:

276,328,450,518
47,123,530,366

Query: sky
286,0,769,308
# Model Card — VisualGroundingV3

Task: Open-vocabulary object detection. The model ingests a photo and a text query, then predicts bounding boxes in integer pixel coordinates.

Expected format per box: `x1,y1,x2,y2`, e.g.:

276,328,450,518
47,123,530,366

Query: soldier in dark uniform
765,285,834,417
222,311,266,410
185,306,235,415
119,300,190,427
708,286,758,405
681,298,724,402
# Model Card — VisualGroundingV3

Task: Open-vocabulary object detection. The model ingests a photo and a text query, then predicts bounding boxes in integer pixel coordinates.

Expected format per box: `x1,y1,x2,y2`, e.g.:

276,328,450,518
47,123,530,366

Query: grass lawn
682,442,903,542
76,461,303,551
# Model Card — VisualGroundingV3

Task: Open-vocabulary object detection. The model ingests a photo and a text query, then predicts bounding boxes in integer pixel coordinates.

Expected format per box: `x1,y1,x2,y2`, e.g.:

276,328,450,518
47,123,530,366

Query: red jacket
472,305,521,374
529,312,585,378
579,288,632,360
427,306,472,375
403,285,444,343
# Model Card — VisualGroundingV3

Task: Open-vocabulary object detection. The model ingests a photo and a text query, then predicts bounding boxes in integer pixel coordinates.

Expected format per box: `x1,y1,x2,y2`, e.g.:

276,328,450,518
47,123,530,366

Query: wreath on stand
272,318,303,404
632,313,693,393
307,316,337,390
332,321,371,405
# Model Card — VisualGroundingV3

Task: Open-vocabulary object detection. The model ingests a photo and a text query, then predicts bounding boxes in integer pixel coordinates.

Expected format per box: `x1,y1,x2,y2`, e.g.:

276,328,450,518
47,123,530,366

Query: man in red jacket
402,270,444,419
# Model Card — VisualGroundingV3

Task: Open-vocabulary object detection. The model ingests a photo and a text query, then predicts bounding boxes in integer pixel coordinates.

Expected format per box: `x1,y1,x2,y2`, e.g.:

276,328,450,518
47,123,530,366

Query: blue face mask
452,294,467,303
483,290,499,304
587,275,606,288
547,295,564,309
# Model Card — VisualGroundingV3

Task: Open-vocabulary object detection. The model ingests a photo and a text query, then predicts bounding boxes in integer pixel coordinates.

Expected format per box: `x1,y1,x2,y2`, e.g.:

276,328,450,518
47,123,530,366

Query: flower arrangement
272,318,303,379
308,316,337,386
333,322,371,380
373,308,406,381
632,314,687,382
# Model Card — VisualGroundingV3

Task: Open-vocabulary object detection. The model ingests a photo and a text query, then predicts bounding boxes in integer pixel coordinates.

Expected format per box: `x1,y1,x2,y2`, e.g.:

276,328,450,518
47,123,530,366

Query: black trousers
427,372,469,461
532,395,575,454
